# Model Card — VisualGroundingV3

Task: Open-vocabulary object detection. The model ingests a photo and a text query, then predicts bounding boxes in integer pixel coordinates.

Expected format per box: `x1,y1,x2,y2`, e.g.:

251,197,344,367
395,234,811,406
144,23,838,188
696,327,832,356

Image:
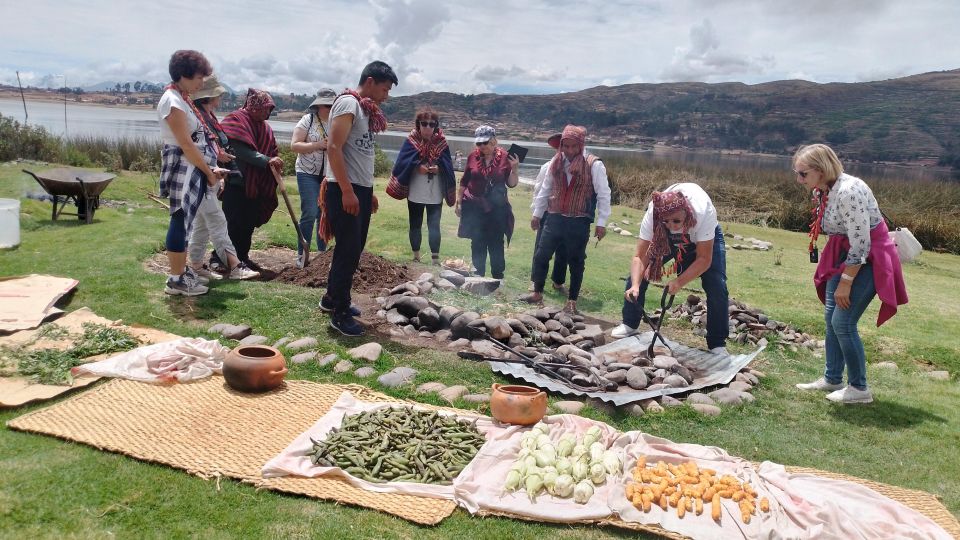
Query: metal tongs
457,328,606,392
639,287,676,357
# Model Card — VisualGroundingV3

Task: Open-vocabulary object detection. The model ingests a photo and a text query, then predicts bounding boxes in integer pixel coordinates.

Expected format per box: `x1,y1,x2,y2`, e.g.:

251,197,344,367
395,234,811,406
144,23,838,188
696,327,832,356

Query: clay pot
223,345,288,393
490,383,547,425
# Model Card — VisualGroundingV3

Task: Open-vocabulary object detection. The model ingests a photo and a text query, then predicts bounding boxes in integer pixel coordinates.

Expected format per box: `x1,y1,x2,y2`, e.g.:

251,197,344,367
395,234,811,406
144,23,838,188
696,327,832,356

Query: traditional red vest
547,154,599,221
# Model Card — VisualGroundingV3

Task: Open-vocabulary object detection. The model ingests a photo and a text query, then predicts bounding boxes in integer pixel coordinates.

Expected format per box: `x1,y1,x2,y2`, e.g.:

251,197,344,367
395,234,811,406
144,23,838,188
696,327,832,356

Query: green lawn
1,162,958,539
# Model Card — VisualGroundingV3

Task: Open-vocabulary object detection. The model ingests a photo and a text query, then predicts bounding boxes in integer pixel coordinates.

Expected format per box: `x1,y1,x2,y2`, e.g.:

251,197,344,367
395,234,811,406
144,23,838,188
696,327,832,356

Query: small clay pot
490,383,547,425
223,345,288,393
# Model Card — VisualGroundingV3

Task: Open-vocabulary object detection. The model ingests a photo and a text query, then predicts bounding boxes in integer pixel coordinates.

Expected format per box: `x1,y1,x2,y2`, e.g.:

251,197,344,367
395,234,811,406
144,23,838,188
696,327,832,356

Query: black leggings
408,201,442,254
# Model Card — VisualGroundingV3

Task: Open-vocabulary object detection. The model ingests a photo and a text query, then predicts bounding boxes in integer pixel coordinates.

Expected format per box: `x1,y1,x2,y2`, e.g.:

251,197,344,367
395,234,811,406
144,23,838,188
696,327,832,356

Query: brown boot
563,300,579,314
519,292,544,305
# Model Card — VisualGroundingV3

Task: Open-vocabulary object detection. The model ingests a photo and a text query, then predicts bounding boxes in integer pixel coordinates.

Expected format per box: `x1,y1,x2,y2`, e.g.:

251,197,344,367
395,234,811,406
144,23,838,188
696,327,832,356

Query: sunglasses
475,140,491,146
793,169,814,178
418,121,438,128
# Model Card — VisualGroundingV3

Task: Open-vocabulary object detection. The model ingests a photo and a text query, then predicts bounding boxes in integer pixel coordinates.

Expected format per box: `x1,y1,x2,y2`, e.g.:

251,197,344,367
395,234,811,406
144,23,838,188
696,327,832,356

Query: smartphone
507,143,529,163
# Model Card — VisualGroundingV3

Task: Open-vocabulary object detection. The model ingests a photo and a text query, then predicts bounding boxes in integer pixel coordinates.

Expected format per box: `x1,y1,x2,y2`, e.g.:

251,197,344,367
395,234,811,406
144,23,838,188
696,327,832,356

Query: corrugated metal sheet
488,331,764,406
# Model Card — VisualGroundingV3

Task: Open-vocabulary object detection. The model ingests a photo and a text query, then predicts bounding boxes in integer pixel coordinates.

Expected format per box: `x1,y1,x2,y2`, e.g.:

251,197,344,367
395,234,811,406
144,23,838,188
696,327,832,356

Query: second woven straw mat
7,375,960,538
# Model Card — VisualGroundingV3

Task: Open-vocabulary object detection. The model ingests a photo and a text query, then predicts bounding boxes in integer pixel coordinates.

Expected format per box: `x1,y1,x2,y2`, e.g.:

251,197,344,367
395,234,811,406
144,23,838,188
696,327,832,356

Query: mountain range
381,69,960,165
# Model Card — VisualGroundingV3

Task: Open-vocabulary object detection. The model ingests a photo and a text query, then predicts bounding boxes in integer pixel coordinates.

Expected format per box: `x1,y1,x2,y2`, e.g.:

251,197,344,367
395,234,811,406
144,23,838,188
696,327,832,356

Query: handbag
881,211,922,263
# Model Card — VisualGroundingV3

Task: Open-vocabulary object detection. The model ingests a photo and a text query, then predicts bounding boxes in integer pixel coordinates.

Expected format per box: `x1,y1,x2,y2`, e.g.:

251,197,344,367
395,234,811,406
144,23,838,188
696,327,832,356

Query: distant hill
382,70,960,165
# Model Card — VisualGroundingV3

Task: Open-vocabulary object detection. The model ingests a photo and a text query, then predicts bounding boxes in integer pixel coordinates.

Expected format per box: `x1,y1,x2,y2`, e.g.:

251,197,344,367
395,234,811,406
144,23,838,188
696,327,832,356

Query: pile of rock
400,269,503,297
726,233,773,251
376,276,607,354
670,295,824,350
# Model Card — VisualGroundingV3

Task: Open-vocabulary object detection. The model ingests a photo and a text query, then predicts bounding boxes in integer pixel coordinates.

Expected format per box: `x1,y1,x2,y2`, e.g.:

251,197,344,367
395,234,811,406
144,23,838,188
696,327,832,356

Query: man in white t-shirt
612,183,730,356
320,60,398,337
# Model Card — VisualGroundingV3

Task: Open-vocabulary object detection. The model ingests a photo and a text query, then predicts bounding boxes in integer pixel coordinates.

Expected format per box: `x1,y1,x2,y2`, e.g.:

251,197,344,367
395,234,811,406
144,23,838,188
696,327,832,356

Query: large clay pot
223,345,288,393
490,383,547,425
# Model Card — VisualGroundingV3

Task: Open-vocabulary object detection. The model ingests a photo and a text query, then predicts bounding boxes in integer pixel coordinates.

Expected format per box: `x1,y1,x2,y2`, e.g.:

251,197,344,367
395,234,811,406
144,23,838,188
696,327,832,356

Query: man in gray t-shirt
327,96,375,188
320,60,398,337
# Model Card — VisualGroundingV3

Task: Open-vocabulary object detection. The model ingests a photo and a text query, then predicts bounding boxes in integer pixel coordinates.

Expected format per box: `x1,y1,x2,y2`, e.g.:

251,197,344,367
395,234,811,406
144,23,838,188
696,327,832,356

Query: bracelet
840,273,854,282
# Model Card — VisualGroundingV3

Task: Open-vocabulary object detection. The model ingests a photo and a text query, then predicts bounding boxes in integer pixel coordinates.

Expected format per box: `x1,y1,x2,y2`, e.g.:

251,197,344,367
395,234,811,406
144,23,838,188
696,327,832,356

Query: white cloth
638,182,718,243
821,173,883,266
531,152,612,227
293,113,327,176
454,414,621,521
71,337,228,383
157,89,202,147
263,391,502,500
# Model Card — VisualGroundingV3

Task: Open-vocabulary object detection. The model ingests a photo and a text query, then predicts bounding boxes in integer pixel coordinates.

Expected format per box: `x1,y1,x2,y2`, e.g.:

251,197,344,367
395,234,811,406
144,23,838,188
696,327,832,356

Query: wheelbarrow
23,168,116,224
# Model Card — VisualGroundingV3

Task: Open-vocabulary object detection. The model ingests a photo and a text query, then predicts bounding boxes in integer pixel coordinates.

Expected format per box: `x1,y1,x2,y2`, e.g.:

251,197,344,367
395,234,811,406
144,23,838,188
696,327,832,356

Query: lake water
2,98,952,183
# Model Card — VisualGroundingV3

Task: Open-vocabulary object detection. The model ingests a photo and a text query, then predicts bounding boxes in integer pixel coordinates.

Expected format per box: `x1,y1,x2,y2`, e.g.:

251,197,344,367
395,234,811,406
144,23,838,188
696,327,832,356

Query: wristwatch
840,273,854,282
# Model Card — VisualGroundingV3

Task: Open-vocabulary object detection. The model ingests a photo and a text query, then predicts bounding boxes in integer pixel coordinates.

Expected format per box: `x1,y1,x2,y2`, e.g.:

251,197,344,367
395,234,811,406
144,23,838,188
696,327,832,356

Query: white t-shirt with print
294,113,327,176
639,182,718,243
157,89,203,147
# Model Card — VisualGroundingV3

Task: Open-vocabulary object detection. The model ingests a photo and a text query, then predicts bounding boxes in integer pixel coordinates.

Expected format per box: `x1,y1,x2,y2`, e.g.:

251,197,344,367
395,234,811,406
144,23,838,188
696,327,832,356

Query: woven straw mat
6,377,471,525
7,377,960,537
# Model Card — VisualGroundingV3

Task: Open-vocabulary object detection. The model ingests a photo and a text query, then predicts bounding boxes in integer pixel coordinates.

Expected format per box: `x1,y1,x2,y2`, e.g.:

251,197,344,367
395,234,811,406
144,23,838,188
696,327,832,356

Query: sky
1,0,958,96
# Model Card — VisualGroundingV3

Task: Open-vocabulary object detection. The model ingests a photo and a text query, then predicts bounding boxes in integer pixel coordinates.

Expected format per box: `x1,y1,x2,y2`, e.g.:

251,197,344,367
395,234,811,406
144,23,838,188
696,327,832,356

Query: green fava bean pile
308,407,485,485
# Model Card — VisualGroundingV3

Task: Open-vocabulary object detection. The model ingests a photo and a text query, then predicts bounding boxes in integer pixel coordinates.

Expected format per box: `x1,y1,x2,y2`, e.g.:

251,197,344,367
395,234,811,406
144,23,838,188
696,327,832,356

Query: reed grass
605,157,960,253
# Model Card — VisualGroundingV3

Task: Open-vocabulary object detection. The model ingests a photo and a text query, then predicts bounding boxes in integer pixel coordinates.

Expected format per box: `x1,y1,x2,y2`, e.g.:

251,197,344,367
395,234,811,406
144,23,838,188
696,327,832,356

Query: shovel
272,167,311,267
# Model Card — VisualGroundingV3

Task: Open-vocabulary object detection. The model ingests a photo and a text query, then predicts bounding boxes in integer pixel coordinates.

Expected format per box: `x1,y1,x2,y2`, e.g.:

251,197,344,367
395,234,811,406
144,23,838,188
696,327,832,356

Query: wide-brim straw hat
193,75,227,100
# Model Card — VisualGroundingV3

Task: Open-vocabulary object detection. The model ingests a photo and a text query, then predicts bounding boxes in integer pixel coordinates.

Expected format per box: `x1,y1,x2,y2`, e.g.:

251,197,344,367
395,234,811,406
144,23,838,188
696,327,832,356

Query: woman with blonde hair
793,143,907,404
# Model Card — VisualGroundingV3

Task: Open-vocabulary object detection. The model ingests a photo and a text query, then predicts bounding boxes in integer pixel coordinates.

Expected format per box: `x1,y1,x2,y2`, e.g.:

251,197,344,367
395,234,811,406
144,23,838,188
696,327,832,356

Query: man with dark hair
524,125,611,314
319,60,397,336
358,60,399,87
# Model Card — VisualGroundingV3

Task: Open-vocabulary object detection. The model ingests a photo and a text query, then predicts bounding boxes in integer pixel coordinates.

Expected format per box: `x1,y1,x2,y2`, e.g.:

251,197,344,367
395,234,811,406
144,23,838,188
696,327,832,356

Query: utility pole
63,75,68,138
16,71,28,122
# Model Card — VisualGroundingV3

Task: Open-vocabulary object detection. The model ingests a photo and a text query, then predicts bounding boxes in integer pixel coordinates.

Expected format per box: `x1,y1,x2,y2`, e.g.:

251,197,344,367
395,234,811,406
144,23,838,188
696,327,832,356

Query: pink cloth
814,220,908,326
262,391,503,501
610,432,952,540
454,414,621,521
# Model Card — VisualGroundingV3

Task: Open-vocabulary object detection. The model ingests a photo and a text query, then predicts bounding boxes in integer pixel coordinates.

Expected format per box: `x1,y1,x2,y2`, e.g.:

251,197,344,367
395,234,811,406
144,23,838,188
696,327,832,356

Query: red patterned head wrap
646,191,697,282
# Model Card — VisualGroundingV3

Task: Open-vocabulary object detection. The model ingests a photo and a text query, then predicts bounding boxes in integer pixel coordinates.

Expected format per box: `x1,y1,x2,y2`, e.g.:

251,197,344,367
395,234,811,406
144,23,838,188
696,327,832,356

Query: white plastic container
0,198,21,249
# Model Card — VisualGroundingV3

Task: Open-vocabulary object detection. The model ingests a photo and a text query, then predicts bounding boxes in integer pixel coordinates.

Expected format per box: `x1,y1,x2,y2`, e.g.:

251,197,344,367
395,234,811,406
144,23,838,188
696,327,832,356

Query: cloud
471,65,565,84
661,18,775,82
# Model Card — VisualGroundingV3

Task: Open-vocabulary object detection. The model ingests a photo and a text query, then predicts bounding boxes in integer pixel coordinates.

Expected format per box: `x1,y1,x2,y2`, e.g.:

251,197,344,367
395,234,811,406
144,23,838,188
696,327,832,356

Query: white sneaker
709,346,730,356
826,386,873,404
796,377,845,392
228,262,260,280
611,323,639,339
191,264,223,281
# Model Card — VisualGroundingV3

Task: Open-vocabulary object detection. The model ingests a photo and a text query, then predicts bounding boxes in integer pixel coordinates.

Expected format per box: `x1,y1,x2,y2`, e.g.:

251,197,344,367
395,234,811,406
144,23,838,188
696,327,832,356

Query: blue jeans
621,225,729,349
823,264,876,390
296,172,326,254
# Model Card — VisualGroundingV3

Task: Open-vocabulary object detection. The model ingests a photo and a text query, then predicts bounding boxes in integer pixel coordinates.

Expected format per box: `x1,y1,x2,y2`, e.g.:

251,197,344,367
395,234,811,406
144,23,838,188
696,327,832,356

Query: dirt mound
272,250,415,294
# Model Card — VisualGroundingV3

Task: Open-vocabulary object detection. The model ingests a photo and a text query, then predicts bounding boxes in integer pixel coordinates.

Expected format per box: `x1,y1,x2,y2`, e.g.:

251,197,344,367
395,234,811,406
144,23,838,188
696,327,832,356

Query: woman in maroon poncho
220,89,283,269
